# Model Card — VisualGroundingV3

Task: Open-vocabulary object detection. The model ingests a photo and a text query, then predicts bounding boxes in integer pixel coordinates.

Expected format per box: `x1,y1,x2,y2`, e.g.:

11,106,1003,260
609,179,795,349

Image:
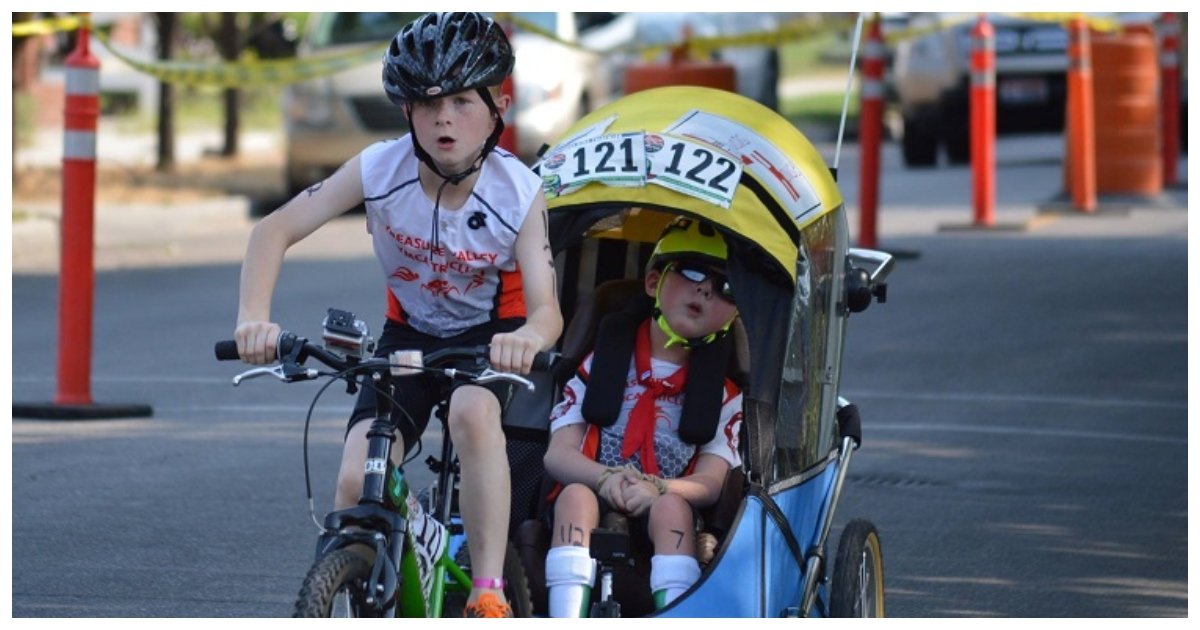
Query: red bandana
620,320,688,476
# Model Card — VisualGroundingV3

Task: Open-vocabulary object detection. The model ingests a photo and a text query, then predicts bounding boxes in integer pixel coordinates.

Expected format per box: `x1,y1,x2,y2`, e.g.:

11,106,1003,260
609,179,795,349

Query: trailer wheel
829,519,885,617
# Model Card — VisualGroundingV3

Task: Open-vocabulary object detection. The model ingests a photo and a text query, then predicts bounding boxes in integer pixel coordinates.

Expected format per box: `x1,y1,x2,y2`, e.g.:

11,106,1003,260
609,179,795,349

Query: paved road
11,135,1188,617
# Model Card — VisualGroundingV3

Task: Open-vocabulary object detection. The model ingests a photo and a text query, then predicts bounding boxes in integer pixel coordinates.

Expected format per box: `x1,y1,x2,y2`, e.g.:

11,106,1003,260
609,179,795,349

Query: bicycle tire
293,547,376,618
829,519,886,618
442,541,534,618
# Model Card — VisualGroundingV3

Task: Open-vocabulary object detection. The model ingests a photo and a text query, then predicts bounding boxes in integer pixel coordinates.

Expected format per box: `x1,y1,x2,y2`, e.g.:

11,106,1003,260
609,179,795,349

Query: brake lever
473,368,536,393
232,363,318,386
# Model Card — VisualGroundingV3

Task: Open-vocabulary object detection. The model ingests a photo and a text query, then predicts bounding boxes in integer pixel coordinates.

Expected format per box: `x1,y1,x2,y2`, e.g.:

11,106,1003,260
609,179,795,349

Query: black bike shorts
347,317,525,453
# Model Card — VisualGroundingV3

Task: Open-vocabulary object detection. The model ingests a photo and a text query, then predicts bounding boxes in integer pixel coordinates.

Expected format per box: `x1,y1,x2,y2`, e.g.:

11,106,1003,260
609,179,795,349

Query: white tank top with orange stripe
360,136,539,337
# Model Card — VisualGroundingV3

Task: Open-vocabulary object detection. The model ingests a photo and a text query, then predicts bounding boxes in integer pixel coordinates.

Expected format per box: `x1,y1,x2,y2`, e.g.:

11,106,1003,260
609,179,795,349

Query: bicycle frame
216,325,549,618
316,364,480,618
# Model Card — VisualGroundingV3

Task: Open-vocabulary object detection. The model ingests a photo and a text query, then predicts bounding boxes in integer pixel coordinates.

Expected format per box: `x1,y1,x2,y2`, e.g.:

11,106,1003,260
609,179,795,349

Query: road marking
13,375,233,384
845,389,1185,411
871,423,1185,446
151,405,349,414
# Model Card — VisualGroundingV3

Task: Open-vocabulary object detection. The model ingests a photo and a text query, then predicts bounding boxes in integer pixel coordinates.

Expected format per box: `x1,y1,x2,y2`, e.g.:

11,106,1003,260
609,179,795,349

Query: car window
309,12,424,48
513,12,557,33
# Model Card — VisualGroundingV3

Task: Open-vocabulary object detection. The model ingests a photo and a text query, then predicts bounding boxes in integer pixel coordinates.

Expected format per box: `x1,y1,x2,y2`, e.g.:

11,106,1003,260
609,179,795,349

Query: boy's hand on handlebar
489,329,544,374
235,321,281,365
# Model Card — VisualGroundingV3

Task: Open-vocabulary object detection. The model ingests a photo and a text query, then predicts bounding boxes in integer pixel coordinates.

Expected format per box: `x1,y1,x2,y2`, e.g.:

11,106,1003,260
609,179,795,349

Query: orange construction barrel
624,59,736,95
1091,29,1162,197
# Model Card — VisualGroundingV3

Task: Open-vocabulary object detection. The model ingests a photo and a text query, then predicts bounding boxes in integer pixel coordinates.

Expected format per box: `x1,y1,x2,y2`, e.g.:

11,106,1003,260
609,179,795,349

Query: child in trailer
542,217,744,616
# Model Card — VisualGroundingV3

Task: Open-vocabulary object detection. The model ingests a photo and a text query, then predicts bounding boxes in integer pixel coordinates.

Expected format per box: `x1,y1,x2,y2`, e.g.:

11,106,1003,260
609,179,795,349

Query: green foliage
782,89,859,130
107,84,284,133
15,91,36,149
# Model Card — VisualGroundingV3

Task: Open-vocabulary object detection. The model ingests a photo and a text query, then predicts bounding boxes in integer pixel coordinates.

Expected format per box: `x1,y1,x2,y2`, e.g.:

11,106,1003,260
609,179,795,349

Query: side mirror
845,249,894,314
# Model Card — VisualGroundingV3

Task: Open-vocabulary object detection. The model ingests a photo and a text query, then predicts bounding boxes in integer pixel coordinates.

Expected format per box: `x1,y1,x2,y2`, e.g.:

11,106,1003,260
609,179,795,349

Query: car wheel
943,122,970,165
901,112,939,167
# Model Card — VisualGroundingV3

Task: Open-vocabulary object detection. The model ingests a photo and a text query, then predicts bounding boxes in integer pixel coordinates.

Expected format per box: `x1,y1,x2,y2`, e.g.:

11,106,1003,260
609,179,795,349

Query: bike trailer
530,85,891,617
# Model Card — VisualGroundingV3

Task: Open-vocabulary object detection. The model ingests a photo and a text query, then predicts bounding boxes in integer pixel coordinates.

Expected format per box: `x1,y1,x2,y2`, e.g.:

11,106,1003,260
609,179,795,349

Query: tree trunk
155,13,178,172
218,12,241,157
12,12,38,181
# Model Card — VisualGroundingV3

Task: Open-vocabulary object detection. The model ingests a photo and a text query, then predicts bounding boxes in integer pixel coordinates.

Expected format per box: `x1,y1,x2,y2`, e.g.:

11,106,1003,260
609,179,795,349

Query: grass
781,89,860,130
777,24,860,131
779,28,852,78
106,83,285,133
15,91,36,149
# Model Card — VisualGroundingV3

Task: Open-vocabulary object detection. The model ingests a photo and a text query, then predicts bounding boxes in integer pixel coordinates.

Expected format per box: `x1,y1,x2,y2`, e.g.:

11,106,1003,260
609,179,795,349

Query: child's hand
489,329,544,374
597,471,629,512
235,321,281,365
621,477,661,518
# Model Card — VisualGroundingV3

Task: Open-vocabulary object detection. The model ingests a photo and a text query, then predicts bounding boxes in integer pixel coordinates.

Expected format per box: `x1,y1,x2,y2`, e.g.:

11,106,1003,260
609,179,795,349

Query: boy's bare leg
448,386,510,603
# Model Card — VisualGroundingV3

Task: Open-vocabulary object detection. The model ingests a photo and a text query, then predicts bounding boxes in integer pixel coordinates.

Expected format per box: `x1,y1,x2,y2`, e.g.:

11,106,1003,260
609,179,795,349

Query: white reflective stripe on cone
864,40,885,60
63,130,97,160
65,68,100,96
860,79,885,100
971,70,995,87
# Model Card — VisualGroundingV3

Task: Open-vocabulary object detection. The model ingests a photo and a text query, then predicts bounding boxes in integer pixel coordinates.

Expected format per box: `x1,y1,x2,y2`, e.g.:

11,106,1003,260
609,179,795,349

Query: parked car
283,12,611,196
580,12,782,110
890,13,1068,167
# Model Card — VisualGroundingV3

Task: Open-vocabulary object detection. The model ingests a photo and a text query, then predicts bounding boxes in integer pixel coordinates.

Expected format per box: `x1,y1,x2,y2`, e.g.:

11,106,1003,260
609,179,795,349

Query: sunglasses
670,261,735,303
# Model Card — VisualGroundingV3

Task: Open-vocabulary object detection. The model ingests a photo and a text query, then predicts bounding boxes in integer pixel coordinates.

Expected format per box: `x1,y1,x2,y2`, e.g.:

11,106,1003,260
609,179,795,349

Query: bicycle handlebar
214,333,559,375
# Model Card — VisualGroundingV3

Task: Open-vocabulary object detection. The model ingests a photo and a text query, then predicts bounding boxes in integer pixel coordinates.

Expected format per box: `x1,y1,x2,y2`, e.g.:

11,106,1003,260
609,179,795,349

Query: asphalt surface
10,133,1190,617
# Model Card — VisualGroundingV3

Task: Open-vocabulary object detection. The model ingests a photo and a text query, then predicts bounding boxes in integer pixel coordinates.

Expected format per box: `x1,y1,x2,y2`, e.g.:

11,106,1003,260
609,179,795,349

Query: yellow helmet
647,217,736,349
646,217,728,274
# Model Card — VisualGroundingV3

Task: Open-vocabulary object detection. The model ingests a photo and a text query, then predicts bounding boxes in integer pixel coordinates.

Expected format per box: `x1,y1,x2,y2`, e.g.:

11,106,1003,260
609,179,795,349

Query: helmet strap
651,266,735,350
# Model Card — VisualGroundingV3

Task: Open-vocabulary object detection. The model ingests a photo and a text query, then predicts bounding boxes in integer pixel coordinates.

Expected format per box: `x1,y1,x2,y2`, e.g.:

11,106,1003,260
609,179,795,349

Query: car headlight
285,80,337,129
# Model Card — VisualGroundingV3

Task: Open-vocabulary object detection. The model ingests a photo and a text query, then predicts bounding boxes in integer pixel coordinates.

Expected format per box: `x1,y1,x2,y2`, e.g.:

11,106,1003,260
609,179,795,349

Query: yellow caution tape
15,11,1131,89
1005,12,1122,33
501,13,854,60
879,12,1124,46
92,28,387,87
12,15,87,37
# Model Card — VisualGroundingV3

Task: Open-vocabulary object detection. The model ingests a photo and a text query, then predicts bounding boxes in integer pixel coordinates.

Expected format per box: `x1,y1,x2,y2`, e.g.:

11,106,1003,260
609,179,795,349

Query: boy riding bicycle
542,218,743,616
232,12,561,617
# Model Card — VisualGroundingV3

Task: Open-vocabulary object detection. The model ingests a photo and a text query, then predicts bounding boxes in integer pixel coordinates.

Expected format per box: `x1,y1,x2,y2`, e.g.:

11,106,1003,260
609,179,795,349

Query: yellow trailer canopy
539,86,843,286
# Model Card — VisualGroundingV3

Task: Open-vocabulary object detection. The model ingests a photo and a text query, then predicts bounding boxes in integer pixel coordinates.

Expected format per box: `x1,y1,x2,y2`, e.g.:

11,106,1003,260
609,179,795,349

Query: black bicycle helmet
383,12,514,104
382,12,514,186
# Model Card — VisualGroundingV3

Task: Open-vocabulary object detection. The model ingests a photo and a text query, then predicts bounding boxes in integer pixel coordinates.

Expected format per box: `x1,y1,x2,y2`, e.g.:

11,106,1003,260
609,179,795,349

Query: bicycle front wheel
294,547,375,617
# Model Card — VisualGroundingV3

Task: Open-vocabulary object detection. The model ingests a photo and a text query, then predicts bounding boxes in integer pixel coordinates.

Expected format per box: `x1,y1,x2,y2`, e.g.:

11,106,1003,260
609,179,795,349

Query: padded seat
515,277,751,616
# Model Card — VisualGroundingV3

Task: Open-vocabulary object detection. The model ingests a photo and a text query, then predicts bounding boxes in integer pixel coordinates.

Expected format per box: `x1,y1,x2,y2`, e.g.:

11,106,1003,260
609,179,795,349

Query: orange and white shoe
462,593,513,618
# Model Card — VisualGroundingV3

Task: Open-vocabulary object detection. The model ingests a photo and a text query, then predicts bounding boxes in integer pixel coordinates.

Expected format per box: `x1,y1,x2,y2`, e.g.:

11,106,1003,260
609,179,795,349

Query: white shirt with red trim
549,352,743,479
359,136,540,337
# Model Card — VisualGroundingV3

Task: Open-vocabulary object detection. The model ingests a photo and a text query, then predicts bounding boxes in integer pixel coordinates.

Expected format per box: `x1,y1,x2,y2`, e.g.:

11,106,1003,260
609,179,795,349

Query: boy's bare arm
235,156,365,364
490,191,563,372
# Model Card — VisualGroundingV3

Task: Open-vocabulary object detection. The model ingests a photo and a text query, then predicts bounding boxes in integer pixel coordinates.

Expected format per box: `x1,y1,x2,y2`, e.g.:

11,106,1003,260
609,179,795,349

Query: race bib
541,132,647,199
646,133,742,209
541,130,742,209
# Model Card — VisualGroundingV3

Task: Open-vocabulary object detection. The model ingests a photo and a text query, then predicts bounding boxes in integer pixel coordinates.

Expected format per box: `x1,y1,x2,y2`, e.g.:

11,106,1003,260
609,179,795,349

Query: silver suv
890,14,1068,167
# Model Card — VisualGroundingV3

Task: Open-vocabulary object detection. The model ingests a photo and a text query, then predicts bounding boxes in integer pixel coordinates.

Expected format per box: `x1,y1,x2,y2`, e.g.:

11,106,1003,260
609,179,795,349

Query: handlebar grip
214,331,300,363
214,340,240,361
531,351,561,372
